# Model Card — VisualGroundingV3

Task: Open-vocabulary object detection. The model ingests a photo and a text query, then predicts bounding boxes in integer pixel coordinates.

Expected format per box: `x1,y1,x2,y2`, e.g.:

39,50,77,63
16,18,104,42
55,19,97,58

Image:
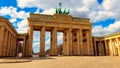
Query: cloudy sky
0,0,120,53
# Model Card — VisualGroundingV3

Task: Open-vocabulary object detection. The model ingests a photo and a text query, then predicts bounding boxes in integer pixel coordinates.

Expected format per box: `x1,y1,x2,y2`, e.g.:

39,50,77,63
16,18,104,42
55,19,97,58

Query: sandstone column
22,38,26,56
63,29,69,56
28,26,33,56
25,37,29,56
10,35,14,56
104,40,109,56
116,37,120,56
89,29,93,55
72,29,80,56
2,30,8,56
79,28,83,55
7,33,12,56
12,36,16,56
86,30,90,55
111,39,115,56
9,34,12,56
93,38,97,56
50,27,57,56
40,26,46,57
76,29,80,55
109,39,113,56
12,37,16,56
68,28,72,55
0,26,5,56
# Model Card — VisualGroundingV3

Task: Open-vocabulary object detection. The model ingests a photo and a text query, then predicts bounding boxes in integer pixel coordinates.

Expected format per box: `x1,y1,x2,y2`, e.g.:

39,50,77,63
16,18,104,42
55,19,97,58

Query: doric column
93,38,97,56
104,40,109,55
10,35,14,56
0,26,5,56
79,28,83,55
111,39,115,56
2,30,8,56
9,35,12,56
116,37,120,56
109,39,113,56
72,29,80,56
9,34,12,56
28,25,33,56
14,37,17,56
40,26,46,57
22,38,26,56
86,30,90,55
7,33,12,56
63,29,69,56
12,36,15,56
5,32,9,56
68,28,72,55
89,29,93,55
50,27,57,56
76,29,80,55
25,37,29,57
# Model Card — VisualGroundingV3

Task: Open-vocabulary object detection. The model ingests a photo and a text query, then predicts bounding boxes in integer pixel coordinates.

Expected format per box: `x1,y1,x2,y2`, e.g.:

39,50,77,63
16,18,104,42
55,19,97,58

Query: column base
39,55,46,57
50,55,58,56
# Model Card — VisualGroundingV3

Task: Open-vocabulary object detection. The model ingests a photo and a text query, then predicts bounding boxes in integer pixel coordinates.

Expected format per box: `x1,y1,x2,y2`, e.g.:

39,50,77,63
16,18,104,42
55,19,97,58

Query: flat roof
104,32,120,37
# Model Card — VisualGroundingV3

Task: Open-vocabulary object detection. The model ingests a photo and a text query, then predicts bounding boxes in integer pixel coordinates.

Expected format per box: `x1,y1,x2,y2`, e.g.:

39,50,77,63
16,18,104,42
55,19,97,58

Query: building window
74,38,77,42
83,39,87,42
64,32,66,36
65,38,67,42
51,38,52,41
83,33,86,37
74,33,76,37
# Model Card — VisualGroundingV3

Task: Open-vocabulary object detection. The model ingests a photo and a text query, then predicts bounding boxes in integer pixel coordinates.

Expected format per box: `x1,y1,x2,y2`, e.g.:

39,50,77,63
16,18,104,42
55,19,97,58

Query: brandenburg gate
27,13,93,57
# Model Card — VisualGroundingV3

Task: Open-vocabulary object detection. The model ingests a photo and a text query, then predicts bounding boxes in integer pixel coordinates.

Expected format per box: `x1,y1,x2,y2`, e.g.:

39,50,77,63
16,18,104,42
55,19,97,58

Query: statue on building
55,3,70,14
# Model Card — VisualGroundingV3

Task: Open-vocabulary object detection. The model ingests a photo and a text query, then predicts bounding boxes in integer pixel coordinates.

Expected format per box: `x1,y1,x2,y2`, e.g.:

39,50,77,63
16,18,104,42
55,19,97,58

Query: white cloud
0,6,29,19
92,21,120,37
0,0,120,46
16,0,120,23
17,0,59,9
17,19,28,33
10,18,17,23
0,6,30,33
41,8,55,15
89,11,114,22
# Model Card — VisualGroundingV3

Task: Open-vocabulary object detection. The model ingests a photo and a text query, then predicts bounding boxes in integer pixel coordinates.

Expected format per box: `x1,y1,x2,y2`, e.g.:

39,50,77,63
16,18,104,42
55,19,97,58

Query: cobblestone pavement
0,56,120,68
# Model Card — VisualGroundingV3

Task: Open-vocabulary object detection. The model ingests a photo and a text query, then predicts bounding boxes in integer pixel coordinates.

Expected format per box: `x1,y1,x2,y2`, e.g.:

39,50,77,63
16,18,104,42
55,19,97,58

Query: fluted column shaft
109,39,113,56
63,29,69,55
40,26,46,57
86,30,90,55
89,30,93,55
68,28,72,55
0,26,5,56
50,27,57,56
116,38,120,56
6,33,11,56
2,30,8,56
104,40,109,55
79,28,83,55
22,38,26,56
28,26,33,56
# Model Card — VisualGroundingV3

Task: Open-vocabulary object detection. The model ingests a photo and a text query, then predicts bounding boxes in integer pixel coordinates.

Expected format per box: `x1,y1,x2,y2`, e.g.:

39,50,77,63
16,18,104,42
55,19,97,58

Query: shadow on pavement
33,56,56,60
0,57,32,64
0,56,56,64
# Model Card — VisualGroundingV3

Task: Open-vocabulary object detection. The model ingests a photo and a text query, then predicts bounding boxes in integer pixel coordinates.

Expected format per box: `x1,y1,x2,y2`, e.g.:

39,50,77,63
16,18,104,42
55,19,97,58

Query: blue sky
0,0,120,53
